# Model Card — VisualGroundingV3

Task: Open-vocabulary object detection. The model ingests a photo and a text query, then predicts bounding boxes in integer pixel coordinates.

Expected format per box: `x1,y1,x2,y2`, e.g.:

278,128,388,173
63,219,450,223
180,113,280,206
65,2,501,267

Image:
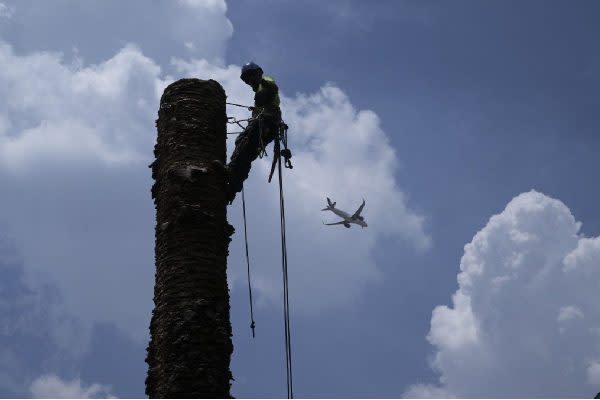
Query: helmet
241,62,263,80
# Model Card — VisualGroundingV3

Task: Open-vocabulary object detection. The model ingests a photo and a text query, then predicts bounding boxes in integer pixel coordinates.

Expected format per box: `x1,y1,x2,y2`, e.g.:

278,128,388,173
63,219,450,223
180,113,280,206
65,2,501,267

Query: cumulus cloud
0,1,427,361
0,42,161,171
0,3,233,357
563,236,600,273
406,190,600,398
0,237,85,396
0,40,164,344
30,375,113,399
283,84,430,248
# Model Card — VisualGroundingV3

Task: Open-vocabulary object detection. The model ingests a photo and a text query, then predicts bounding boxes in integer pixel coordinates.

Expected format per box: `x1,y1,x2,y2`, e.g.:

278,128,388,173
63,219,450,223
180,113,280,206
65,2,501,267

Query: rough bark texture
146,78,234,398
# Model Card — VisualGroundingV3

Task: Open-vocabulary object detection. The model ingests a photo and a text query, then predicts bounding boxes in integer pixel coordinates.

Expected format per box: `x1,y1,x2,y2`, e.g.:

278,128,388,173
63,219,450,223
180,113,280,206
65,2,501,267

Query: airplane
321,197,368,228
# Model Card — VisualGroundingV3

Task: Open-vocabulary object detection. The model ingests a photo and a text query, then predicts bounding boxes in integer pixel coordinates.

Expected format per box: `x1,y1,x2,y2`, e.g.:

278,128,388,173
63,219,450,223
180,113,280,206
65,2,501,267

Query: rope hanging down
276,144,294,399
253,118,295,398
241,187,256,338
228,101,294,398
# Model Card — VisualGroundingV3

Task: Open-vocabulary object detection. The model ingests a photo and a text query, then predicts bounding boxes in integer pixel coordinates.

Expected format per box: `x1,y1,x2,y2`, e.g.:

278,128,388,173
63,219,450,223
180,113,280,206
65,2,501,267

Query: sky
0,0,599,398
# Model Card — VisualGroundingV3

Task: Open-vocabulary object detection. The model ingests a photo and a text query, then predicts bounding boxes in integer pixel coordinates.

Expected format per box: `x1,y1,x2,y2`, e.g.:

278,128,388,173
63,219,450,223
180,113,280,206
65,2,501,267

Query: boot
210,159,230,180
211,160,236,204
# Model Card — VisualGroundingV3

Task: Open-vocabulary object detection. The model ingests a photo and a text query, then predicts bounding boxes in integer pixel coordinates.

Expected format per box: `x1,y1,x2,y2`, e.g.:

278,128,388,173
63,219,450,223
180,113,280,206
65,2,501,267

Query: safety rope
277,148,294,399
226,101,254,110
241,186,256,338
229,101,294,398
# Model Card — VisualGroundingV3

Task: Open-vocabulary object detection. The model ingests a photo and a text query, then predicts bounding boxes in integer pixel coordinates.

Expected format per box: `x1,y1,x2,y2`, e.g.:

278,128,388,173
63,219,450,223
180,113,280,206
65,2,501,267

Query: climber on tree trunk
213,62,282,203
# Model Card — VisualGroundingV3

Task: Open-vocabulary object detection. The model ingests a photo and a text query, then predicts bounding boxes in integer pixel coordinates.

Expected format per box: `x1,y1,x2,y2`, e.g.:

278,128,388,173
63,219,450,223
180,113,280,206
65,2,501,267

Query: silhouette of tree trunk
146,79,234,398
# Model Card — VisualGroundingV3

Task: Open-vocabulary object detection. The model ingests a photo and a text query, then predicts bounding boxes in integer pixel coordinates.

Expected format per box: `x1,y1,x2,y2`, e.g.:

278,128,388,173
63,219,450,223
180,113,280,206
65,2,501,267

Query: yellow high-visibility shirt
253,75,281,119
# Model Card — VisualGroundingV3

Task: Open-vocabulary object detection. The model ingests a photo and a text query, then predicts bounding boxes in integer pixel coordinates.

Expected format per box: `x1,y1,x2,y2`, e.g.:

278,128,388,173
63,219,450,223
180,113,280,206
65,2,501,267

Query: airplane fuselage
330,207,368,228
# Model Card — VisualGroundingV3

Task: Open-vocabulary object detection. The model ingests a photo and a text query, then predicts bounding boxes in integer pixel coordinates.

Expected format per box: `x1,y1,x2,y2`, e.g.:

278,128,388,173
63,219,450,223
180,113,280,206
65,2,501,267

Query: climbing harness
226,103,295,399
226,111,268,159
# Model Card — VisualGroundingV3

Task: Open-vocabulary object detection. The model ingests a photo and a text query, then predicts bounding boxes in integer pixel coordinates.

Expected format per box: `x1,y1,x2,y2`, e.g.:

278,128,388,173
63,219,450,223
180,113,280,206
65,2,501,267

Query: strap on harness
226,112,269,160
258,116,268,159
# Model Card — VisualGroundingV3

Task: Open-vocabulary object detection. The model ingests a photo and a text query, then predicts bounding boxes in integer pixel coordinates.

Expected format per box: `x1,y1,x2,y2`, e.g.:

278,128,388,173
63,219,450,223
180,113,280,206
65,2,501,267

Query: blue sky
0,0,600,398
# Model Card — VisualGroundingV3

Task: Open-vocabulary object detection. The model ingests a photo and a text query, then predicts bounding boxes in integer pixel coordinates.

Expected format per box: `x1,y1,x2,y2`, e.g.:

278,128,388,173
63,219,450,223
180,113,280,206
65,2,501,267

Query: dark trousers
228,117,278,194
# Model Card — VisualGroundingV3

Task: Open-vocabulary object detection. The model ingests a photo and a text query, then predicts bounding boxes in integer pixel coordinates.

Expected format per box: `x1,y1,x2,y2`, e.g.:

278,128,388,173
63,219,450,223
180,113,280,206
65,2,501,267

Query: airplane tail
321,197,336,211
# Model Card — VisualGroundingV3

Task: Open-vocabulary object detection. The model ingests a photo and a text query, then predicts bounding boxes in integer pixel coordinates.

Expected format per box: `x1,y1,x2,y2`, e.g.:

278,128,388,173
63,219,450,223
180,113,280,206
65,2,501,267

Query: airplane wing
351,199,366,219
323,220,347,226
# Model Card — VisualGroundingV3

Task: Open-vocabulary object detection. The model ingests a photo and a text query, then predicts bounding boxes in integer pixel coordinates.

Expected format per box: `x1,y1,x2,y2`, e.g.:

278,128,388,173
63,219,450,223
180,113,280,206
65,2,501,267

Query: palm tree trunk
146,78,234,398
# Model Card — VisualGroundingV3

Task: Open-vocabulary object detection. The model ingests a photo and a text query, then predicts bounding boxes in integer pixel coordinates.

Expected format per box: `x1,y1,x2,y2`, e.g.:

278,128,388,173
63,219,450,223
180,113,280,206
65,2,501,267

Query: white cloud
403,383,455,398
0,5,428,363
563,236,600,273
173,0,233,61
0,1,235,344
0,2,14,19
178,0,227,13
30,375,113,399
427,291,479,352
0,238,88,395
407,190,600,398
0,2,233,353
587,362,600,385
0,43,161,172
283,84,431,249
0,40,165,346
558,306,584,323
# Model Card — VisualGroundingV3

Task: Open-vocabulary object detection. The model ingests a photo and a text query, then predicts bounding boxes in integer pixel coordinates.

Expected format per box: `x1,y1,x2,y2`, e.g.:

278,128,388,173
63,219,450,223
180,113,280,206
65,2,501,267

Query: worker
214,62,282,203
